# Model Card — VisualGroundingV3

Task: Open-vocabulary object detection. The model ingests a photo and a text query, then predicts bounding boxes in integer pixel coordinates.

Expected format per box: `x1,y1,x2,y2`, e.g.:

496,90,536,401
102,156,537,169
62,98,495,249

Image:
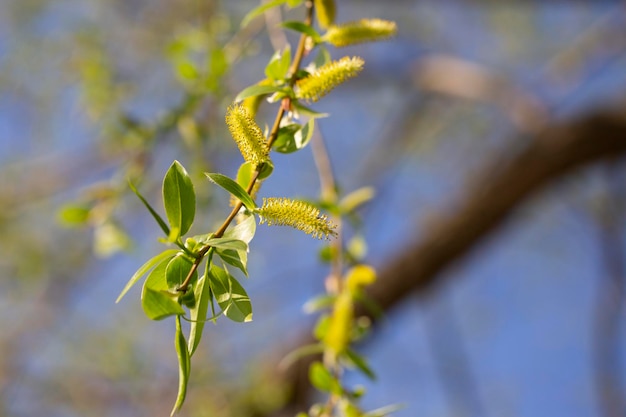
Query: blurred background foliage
1,1,626,416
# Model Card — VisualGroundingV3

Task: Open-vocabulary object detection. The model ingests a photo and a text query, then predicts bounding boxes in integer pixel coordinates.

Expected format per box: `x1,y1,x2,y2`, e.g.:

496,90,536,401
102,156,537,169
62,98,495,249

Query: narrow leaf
116,250,178,303
223,213,257,244
166,253,196,289
208,265,253,322
141,287,185,320
215,248,248,276
279,343,324,370
240,0,287,28
171,315,191,416
236,162,255,190
309,361,341,394
129,181,170,237
205,172,256,210
163,160,196,239
204,237,248,252
188,259,212,356
234,84,285,103
345,348,376,380
265,46,291,81
57,204,90,226
280,21,322,42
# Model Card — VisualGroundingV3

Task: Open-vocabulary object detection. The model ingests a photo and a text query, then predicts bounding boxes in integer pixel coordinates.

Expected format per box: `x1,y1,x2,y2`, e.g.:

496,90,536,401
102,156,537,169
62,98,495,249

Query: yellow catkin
296,56,364,102
314,0,336,30
225,104,269,166
256,197,336,239
325,19,397,47
324,292,353,354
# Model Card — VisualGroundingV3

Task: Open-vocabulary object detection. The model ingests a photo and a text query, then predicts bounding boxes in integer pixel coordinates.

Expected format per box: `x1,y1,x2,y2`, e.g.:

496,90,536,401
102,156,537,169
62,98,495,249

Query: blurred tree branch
271,105,626,415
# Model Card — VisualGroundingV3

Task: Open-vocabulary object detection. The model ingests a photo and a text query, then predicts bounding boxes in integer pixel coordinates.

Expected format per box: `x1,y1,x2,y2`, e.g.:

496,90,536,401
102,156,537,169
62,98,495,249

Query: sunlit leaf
362,404,406,417
309,361,342,394
303,294,335,313
215,248,248,276
234,84,285,103
344,348,376,380
240,0,287,28
129,181,170,237
265,46,291,81
236,162,255,190
205,172,256,210
223,213,257,244
57,204,90,226
171,315,190,416
166,253,196,289
141,287,185,321
188,255,213,356
208,264,253,322
93,220,133,257
116,249,178,303
280,21,322,42
291,101,329,119
339,187,375,214
163,160,196,239
279,343,324,370
204,237,247,252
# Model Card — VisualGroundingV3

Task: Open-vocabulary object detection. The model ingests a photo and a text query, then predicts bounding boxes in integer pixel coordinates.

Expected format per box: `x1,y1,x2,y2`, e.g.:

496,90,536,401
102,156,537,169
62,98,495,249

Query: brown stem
177,1,315,294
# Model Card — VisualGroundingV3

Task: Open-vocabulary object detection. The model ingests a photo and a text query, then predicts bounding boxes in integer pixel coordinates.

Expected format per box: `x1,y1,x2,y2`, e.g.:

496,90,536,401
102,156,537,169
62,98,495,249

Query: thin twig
177,1,315,293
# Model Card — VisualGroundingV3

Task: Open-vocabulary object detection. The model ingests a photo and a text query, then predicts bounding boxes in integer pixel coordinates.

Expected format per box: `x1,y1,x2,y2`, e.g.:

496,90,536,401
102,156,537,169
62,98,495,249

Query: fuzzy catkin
296,56,364,103
325,19,397,47
256,198,336,239
225,104,269,166
314,0,336,29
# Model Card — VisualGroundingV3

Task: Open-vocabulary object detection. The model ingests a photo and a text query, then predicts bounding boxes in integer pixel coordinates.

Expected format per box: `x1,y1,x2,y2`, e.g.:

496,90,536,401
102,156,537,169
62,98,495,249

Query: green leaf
339,187,375,213
234,84,285,103
303,294,335,313
313,314,330,340
93,221,132,257
188,256,213,356
215,248,248,276
313,45,331,69
291,101,329,119
218,214,256,276
287,0,303,6
362,404,406,417
166,253,196,289
205,237,248,252
240,0,287,28
129,181,170,237
171,315,191,416
273,119,315,153
344,348,376,380
265,46,291,81
116,249,178,303
236,162,255,190
208,264,253,322
141,256,185,320
57,204,90,226
278,343,324,370
309,361,341,394
141,287,185,320
205,172,256,210
280,21,322,42
163,160,196,239
272,124,300,153
257,160,274,180
223,213,257,244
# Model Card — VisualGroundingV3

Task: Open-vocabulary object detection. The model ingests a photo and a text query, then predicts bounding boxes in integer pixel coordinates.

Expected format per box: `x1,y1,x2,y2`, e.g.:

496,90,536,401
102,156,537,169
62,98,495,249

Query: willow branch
177,1,315,293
